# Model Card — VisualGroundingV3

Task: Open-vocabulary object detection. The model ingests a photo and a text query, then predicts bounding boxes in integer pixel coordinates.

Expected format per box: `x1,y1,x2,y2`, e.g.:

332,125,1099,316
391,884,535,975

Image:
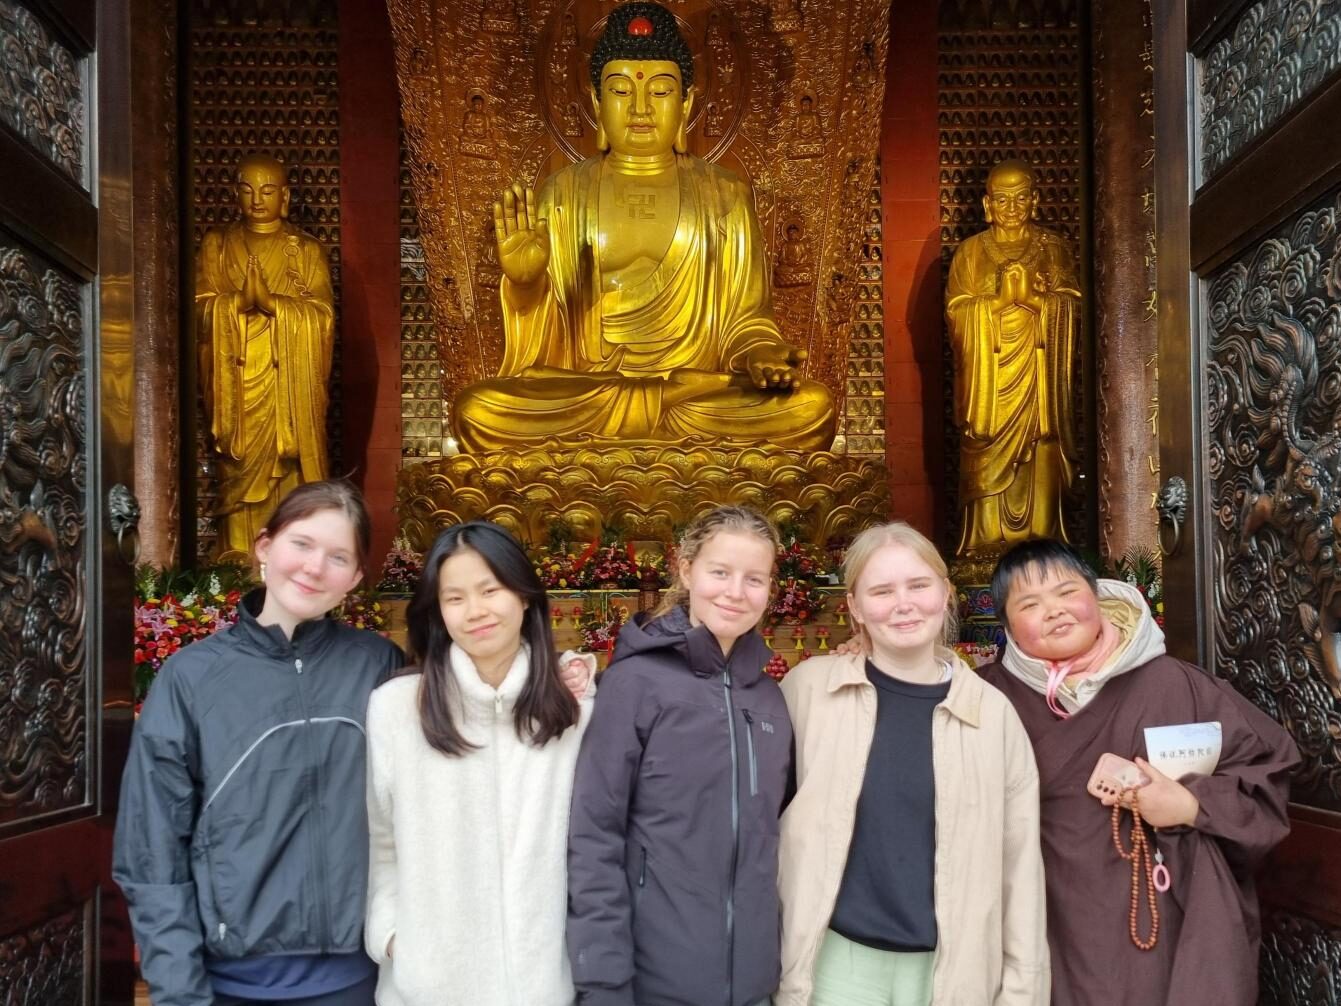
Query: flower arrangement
1112,546,1164,628
635,549,673,589
535,550,585,589
133,564,252,702
578,595,630,652
134,563,389,704
532,533,652,589
768,576,826,625
775,537,829,582
583,542,642,589
376,536,422,594
333,590,390,634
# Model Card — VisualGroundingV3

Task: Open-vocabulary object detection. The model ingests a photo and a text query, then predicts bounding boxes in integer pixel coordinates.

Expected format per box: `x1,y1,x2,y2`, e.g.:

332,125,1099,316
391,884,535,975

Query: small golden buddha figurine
196,153,334,560
946,158,1080,557
774,220,814,288
452,1,834,453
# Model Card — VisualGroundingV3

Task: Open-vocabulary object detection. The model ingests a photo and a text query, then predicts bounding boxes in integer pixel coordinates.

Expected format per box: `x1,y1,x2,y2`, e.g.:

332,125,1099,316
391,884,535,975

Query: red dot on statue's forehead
636,71,644,79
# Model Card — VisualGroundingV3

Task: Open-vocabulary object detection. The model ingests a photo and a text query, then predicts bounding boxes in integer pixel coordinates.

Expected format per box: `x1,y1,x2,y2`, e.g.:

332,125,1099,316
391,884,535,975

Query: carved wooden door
0,1,136,1003
1155,0,1341,1001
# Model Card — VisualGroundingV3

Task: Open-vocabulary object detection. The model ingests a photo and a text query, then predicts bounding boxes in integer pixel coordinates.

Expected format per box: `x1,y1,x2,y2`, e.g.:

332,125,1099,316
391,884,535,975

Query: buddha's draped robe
946,226,1079,554
453,155,834,452
196,223,333,557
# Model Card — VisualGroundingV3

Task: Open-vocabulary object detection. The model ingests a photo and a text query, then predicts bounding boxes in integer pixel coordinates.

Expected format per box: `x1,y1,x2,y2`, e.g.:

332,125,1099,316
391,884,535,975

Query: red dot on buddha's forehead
627,15,654,35
635,70,644,79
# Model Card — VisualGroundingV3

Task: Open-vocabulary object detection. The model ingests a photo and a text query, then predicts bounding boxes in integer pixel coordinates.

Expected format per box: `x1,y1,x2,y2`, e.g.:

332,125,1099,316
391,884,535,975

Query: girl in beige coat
776,523,1049,1006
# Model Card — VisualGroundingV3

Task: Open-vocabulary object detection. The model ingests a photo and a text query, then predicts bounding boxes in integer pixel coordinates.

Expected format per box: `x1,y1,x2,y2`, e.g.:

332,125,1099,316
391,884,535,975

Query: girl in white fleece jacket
364,521,595,1006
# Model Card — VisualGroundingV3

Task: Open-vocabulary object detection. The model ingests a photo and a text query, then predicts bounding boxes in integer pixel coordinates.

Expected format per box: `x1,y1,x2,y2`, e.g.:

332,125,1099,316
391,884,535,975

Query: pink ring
1152,863,1171,892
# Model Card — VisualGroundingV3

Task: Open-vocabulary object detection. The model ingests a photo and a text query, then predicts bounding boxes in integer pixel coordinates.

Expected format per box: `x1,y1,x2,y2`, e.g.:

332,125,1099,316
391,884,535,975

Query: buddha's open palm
494,183,550,287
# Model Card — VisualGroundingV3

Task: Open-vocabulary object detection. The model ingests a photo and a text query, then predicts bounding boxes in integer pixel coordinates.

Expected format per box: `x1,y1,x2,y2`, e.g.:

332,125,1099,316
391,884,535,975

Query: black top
829,660,951,952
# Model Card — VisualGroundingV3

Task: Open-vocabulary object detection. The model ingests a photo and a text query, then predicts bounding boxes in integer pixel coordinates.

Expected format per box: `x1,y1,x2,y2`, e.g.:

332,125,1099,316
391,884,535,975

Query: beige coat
776,650,1049,1006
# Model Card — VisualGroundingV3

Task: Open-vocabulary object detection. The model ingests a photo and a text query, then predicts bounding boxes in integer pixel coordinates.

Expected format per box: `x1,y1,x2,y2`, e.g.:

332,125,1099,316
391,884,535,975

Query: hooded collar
824,646,983,727
999,577,1166,715
231,588,340,659
448,641,531,716
614,606,770,686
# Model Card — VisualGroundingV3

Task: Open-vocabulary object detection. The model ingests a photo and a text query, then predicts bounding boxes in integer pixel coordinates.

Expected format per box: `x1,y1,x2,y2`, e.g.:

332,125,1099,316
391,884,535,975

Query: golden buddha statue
946,159,1080,557
196,153,335,560
452,2,835,453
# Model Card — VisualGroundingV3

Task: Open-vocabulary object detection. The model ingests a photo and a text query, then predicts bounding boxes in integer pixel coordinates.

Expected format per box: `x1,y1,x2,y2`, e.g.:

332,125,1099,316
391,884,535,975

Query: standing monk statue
946,159,1080,557
452,1,835,452
196,153,335,560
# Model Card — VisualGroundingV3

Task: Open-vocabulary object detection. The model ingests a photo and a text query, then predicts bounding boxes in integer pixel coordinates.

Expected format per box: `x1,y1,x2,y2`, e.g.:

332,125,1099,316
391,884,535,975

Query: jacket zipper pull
638,846,647,887
494,692,503,715
294,658,303,675
743,709,753,725
723,669,733,689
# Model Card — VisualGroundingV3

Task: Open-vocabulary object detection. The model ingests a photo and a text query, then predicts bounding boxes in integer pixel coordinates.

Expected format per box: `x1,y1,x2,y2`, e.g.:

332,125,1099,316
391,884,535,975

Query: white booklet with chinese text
1143,721,1222,780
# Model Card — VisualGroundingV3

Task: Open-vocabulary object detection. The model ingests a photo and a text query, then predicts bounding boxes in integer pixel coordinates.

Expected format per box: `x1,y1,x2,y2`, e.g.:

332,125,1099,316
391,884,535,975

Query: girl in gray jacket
114,481,404,1006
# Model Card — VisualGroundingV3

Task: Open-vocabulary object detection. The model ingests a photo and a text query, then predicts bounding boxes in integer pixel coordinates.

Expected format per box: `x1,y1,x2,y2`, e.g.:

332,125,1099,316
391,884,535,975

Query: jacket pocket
633,844,648,908
192,831,230,952
629,850,725,1006
742,710,759,797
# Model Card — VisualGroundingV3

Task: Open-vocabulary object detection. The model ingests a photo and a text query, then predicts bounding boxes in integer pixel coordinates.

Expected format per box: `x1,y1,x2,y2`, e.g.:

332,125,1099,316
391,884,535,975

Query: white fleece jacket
364,644,593,1006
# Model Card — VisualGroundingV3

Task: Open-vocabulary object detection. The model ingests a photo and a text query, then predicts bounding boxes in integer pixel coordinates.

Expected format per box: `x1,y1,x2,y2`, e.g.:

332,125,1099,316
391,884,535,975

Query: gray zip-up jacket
567,607,793,1006
113,590,404,1006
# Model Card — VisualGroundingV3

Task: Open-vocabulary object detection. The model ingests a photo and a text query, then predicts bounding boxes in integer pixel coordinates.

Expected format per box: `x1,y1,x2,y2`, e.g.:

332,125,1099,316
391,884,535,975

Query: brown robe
979,655,1298,1006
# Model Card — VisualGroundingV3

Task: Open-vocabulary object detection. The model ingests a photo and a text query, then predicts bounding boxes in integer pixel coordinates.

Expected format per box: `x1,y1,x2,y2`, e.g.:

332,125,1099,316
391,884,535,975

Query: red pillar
339,0,402,570
880,3,943,542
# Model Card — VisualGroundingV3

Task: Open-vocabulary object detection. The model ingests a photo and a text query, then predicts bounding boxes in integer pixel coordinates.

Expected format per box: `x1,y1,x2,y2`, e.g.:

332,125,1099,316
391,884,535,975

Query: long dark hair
406,520,578,756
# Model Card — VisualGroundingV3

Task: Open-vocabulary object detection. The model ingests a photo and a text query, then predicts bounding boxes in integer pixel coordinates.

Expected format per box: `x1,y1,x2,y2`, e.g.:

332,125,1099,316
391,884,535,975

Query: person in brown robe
979,538,1299,1006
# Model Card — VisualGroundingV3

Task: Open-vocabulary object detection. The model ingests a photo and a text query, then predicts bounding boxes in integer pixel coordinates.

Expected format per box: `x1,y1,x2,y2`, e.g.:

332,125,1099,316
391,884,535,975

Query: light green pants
809,929,935,1006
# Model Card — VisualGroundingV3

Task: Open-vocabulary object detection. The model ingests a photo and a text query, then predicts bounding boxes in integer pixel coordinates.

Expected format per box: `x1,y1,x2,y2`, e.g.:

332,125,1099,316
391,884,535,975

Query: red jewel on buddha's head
627,15,654,35
635,71,644,79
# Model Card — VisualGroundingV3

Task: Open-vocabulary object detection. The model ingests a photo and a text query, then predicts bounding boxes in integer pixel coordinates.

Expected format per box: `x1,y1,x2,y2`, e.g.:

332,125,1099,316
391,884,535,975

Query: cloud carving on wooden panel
1200,0,1341,180
0,243,88,822
1209,191,1341,807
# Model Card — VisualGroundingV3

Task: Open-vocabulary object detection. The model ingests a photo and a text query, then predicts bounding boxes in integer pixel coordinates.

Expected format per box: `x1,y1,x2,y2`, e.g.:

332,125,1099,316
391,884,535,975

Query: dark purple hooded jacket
567,607,793,1006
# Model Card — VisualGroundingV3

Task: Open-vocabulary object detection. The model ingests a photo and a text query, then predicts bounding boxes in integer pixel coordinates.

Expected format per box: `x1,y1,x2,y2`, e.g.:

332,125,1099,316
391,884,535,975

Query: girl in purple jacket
567,505,793,1006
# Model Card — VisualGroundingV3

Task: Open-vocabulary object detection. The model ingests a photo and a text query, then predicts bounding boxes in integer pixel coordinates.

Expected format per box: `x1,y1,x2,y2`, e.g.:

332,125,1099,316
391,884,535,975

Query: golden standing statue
946,159,1080,557
196,153,335,560
452,2,835,453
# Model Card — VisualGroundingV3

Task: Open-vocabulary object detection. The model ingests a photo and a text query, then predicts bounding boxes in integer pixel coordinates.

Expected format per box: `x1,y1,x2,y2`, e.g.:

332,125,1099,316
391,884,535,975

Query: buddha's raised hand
493,183,550,287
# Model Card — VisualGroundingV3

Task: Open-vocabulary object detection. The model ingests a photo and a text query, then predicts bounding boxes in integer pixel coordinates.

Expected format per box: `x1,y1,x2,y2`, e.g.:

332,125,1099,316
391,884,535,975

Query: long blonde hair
842,521,957,647
654,505,781,618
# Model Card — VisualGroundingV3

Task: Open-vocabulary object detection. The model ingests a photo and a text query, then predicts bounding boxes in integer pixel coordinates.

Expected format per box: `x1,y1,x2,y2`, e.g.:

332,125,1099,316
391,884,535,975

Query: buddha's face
237,159,289,226
595,59,690,157
983,169,1037,229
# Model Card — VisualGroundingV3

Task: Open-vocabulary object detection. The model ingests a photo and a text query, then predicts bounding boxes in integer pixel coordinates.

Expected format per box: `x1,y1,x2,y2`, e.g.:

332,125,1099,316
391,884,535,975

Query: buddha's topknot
589,2,695,93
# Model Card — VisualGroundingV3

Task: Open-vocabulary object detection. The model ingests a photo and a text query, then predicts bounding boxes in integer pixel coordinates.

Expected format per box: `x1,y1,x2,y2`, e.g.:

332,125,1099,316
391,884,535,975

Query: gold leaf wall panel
387,0,890,420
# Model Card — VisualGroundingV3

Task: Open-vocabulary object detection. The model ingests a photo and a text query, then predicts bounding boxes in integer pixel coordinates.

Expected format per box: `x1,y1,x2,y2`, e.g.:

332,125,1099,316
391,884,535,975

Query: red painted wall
880,3,943,542
339,0,402,571
338,0,945,563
